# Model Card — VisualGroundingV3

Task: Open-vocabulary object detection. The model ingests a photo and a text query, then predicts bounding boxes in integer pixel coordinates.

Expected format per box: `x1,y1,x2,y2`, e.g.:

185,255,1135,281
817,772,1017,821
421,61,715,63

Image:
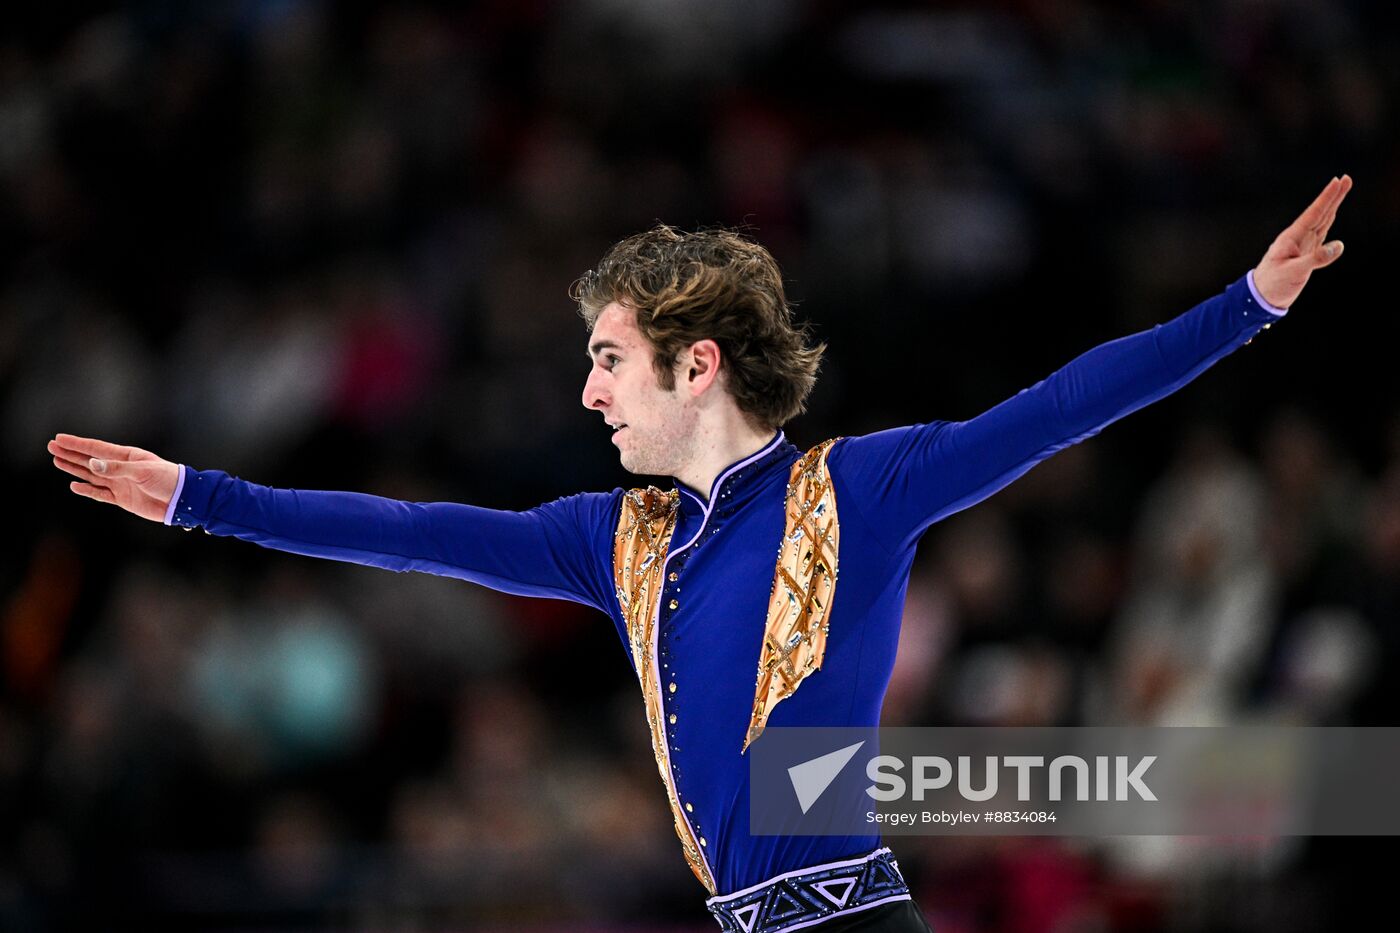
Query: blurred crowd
4,1,1400,930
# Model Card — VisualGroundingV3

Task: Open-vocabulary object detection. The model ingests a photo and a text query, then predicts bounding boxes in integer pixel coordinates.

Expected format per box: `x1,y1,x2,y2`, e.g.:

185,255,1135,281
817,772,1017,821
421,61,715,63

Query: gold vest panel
611,439,841,893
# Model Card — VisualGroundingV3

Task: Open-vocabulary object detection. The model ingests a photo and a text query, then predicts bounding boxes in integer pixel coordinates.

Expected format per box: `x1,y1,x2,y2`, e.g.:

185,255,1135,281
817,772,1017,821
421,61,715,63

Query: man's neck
672,419,776,501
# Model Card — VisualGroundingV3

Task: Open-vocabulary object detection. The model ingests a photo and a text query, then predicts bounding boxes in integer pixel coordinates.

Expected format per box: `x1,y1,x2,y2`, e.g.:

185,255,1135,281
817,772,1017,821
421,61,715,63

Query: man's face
581,301,698,476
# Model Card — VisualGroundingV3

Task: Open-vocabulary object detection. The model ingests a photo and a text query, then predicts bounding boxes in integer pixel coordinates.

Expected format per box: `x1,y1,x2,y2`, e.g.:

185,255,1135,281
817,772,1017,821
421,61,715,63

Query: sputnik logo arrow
788,741,866,814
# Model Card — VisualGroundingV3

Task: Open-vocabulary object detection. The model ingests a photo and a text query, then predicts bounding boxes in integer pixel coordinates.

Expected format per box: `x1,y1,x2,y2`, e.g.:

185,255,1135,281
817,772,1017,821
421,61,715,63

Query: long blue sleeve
166,468,622,613
828,274,1284,552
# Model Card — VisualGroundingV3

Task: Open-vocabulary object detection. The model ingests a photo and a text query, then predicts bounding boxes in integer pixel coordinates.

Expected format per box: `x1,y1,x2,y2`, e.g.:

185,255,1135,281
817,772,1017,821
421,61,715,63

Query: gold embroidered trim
611,485,716,894
610,439,842,891
743,438,841,752
613,486,678,674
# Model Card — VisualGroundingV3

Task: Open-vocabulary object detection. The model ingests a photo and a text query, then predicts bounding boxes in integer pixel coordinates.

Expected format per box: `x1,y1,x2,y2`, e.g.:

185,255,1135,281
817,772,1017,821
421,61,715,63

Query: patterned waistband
706,847,911,933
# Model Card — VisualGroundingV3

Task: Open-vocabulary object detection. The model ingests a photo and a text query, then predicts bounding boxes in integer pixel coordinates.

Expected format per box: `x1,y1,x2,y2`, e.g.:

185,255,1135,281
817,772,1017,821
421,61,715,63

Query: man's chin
618,450,667,478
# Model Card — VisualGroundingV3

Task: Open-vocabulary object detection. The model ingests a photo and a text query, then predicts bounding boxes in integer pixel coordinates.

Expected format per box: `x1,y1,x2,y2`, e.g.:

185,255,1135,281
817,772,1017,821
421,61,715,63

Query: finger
69,481,116,505
1290,178,1345,245
1313,240,1344,267
1315,174,1354,229
48,440,99,470
85,456,145,479
52,455,102,484
1316,213,1339,244
51,434,138,462
1287,177,1341,236
1315,175,1353,239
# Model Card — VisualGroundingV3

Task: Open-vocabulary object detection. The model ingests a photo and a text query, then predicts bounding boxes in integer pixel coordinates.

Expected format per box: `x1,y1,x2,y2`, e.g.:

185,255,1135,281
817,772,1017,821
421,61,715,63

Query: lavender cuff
1246,269,1287,317
163,464,187,526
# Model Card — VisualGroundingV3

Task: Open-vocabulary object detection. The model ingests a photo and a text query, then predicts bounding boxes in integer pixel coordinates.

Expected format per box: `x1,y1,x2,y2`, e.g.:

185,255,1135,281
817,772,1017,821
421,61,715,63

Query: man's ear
686,339,722,396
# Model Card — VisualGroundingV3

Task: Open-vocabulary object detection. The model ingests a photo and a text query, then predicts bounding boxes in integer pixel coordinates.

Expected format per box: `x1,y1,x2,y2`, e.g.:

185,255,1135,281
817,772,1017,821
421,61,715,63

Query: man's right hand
48,434,180,523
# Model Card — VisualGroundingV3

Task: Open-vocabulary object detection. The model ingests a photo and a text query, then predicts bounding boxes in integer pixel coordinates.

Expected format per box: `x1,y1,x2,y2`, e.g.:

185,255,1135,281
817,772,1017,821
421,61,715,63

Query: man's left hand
1253,174,1352,310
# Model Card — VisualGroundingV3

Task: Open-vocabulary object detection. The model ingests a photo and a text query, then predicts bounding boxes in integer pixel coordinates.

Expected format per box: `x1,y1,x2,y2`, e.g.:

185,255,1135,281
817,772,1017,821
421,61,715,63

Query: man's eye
606,355,621,369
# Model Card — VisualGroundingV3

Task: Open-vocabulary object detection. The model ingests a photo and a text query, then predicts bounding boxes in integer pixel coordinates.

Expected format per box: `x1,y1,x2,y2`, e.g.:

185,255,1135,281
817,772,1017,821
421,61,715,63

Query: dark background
3,1,1398,930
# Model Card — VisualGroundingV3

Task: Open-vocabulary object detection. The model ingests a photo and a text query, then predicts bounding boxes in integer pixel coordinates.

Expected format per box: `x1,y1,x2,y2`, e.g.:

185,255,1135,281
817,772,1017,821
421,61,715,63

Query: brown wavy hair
571,225,824,430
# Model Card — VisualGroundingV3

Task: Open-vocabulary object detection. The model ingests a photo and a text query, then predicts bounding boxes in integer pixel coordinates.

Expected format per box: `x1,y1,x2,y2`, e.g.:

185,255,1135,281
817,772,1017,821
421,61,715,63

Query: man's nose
582,370,608,411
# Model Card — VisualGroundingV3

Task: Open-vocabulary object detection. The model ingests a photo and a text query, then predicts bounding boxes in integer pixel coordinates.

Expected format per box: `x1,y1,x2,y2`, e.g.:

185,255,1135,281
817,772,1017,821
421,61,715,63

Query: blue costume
165,273,1284,929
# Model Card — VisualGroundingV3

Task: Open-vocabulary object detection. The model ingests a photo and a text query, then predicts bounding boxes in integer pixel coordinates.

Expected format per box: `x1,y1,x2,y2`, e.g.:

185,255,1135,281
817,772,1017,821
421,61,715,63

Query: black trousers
812,899,933,931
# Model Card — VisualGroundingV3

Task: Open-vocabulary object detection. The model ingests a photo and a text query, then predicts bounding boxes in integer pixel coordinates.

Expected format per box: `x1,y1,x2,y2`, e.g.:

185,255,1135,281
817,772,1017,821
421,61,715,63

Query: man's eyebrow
587,339,623,358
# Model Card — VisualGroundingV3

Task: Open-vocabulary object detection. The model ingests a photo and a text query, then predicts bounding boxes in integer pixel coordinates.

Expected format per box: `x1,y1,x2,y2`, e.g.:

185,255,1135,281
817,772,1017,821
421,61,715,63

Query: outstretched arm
49,434,619,611
830,176,1352,553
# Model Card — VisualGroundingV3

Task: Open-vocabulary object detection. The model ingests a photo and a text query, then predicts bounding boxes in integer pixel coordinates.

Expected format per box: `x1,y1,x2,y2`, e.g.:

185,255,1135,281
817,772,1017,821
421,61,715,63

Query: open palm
47,434,180,523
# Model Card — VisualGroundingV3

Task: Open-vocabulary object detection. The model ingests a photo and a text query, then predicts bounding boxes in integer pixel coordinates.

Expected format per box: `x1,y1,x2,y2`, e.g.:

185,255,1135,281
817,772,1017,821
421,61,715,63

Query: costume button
686,802,693,813
669,599,678,610
669,713,677,724
669,682,677,693
669,572,678,582
700,837,707,847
